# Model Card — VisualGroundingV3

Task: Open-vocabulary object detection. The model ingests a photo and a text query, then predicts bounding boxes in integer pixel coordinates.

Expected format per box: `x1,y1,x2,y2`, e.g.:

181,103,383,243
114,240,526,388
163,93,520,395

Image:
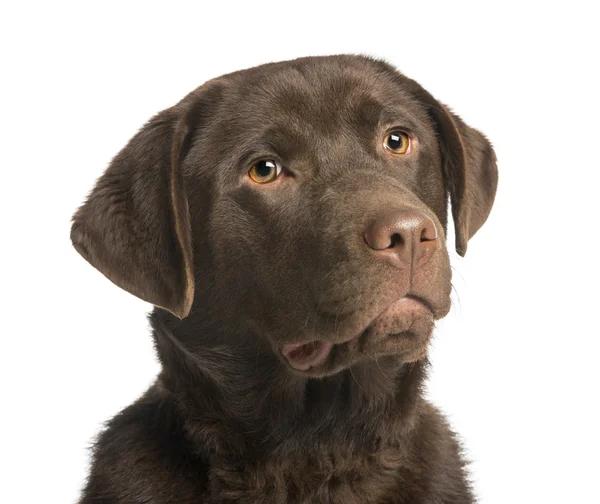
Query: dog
71,54,497,503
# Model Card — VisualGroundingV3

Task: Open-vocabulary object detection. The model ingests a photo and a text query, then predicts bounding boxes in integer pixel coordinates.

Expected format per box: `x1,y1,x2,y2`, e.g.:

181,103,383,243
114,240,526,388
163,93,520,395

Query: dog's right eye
248,159,282,184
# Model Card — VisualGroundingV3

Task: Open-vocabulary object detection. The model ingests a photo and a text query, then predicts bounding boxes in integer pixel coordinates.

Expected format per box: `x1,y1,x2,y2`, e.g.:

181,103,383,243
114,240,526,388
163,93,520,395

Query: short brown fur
72,55,497,503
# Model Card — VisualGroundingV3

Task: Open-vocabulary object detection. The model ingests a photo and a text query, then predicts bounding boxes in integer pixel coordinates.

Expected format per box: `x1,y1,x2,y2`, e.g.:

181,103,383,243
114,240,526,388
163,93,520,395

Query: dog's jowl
71,55,497,504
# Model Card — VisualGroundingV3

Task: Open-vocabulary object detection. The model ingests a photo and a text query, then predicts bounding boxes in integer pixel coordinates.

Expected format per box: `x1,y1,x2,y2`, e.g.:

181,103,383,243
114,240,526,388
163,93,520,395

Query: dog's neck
150,309,427,460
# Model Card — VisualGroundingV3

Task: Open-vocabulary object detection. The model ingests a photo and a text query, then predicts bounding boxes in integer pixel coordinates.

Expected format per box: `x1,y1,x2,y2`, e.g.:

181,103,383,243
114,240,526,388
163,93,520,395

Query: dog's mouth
280,296,435,374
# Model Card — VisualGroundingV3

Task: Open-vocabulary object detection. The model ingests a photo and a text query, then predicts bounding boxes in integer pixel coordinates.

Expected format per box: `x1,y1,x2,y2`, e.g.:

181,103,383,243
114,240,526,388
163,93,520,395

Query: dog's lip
281,340,334,371
281,296,432,372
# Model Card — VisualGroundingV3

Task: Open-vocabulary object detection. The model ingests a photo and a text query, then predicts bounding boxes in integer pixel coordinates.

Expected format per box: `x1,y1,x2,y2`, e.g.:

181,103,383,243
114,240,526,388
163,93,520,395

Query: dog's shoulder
79,383,209,504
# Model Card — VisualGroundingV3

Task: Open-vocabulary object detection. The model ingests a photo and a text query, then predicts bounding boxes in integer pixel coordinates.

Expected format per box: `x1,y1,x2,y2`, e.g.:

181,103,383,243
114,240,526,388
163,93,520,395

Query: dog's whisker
450,282,462,313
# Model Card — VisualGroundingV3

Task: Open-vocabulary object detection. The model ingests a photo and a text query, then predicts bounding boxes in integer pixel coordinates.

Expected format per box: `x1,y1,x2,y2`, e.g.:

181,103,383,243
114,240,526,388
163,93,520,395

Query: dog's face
71,55,497,378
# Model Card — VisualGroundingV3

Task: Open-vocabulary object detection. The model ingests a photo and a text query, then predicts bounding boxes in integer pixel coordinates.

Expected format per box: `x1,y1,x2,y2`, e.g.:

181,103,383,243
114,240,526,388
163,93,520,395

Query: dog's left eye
248,159,283,184
383,131,410,154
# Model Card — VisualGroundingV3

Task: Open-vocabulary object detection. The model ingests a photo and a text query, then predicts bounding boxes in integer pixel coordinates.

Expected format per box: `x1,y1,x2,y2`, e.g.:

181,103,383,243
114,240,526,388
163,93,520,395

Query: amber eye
383,131,410,154
248,159,283,184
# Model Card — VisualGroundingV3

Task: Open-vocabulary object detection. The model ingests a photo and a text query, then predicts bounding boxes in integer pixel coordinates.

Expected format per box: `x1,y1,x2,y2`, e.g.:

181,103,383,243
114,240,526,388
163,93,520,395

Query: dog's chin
280,297,437,378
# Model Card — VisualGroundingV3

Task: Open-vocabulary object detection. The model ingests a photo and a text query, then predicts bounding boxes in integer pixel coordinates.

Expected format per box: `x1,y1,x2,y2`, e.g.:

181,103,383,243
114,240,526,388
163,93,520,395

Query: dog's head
71,55,497,377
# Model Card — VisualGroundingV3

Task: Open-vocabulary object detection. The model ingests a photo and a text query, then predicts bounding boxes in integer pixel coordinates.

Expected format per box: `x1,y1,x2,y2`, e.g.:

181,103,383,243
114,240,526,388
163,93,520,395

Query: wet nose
363,209,439,268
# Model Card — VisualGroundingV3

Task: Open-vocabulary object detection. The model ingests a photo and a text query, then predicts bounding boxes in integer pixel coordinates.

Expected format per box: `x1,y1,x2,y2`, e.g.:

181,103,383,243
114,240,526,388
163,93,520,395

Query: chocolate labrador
71,54,497,503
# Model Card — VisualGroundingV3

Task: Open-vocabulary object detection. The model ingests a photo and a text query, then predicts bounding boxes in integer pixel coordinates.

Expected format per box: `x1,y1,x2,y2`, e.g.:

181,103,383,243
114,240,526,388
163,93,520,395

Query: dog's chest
207,445,405,504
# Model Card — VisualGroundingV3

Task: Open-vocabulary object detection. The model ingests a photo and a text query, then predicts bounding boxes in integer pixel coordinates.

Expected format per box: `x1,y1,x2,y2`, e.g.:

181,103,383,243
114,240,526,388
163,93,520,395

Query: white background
1,1,599,503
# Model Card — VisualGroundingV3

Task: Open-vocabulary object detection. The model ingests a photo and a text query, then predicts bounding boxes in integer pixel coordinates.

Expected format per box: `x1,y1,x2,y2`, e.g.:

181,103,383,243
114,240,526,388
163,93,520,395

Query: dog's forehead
218,57,426,140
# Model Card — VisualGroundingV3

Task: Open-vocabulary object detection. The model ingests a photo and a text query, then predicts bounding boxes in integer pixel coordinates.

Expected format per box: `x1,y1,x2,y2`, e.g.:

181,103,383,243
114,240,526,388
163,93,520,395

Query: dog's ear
405,80,498,256
71,96,203,318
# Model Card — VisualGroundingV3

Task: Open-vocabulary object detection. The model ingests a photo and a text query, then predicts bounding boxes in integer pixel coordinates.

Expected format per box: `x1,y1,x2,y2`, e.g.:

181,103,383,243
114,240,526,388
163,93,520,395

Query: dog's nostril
420,222,437,242
389,233,403,248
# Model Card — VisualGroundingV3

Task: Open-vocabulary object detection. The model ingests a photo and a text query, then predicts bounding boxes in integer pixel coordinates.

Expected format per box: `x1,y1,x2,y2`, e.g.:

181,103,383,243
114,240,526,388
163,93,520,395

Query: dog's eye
248,159,283,184
383,131,410,154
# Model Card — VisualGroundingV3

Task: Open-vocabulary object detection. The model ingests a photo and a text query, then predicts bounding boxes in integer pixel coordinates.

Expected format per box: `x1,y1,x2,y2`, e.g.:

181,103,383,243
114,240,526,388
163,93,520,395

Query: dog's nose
363,209,439,267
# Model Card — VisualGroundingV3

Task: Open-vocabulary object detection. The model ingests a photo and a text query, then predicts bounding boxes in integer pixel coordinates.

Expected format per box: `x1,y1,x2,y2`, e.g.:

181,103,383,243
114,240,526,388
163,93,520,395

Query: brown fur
71,54,497,503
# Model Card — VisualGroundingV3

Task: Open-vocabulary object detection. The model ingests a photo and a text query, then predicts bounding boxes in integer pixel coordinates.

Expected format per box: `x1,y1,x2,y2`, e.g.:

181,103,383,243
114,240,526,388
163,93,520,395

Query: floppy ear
406,81,498,256
71,101,198,318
